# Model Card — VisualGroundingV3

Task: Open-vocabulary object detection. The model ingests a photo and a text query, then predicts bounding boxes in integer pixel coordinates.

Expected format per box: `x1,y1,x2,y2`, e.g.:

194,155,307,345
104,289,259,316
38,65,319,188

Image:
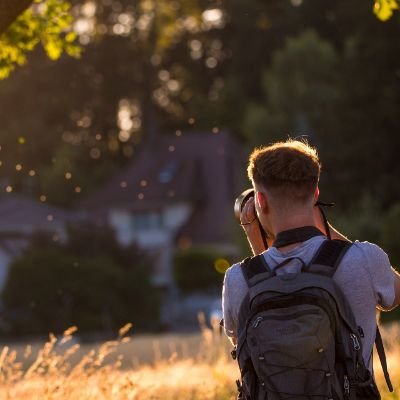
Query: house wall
0,249,12,292
108,203,192,287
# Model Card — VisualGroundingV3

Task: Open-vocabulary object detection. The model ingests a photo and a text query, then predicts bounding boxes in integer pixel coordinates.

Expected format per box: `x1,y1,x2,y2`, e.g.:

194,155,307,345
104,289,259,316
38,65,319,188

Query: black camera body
234,188,255,221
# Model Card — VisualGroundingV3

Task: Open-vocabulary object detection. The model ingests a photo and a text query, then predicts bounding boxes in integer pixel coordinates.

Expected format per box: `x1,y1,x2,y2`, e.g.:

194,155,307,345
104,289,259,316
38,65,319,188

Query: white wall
108,203,192,287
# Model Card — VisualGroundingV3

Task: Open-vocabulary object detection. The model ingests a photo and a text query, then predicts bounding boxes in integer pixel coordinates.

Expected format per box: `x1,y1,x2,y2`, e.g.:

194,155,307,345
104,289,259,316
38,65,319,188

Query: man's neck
271,212,316,236
267,212,317,252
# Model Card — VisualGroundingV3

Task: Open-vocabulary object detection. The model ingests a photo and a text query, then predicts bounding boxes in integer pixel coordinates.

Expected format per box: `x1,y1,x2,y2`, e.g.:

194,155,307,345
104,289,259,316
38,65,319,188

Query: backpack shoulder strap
375,326,394,392
306,239,352,277
240,254,273,288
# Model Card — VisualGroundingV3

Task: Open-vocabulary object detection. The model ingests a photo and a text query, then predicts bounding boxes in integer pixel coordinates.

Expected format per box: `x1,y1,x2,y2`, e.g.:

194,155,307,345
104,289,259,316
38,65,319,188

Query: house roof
0,194,82,233
81,130,248,245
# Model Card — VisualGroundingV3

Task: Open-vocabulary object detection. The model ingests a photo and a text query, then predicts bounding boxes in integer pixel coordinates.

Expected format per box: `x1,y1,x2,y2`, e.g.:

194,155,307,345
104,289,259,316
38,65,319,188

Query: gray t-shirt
222,236,396,369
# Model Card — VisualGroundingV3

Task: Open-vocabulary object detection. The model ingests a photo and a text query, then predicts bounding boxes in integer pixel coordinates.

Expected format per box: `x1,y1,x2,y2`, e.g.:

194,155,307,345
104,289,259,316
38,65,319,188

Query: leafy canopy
374,0,399,21
0,0,80,80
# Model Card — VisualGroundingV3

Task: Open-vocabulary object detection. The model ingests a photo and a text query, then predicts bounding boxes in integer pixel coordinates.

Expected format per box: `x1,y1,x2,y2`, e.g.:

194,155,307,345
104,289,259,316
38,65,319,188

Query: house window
132,213,163,230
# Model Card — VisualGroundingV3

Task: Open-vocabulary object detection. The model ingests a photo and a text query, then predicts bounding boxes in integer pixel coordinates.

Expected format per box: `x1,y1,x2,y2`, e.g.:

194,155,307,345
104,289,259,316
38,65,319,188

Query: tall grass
0,320,398,399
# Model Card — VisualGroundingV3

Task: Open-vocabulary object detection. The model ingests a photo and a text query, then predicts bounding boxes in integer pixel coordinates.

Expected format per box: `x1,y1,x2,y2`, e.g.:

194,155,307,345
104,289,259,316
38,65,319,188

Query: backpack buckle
231,347,237,360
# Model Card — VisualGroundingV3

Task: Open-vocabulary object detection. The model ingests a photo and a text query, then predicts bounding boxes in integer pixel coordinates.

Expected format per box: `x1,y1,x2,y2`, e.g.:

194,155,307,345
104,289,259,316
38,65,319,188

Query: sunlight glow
291,0,303,6
81,1,96,18
117,99,142,144
202,9,225,29
206,57,217,69
90,148,101,159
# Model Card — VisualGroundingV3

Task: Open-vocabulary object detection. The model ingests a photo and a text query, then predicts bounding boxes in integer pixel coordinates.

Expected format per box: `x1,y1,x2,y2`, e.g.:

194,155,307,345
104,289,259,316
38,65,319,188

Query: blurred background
0,0,399,339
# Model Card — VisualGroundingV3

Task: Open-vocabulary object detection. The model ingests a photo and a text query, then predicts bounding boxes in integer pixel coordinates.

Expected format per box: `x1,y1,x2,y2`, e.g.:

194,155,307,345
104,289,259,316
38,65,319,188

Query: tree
374,0,400,21
242,30,340,148
0,0,80,80
1,0,400,210
0,0,229,205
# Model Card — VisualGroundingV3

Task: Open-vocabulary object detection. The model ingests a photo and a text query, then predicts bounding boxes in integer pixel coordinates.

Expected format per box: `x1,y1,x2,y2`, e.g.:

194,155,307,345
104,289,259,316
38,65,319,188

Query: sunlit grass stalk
0,321,398,399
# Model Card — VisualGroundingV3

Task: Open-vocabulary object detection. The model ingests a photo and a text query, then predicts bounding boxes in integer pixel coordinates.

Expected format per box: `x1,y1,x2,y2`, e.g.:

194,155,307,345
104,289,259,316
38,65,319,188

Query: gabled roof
0,194,82,233
81,130,247,245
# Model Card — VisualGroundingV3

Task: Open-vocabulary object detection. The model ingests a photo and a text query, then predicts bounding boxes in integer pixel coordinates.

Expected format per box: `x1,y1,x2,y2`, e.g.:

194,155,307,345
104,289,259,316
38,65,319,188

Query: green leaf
0,0,80,80
65,31,77,43
374,0,399,21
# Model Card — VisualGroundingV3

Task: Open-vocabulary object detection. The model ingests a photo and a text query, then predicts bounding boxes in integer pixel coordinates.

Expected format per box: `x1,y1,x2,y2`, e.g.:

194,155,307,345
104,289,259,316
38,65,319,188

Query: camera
234,188,269,249
234,188,255,221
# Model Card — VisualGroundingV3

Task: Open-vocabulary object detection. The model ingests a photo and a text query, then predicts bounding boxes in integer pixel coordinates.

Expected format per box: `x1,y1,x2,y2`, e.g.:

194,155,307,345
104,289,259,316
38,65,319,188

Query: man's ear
314,186,320,203
256,191,268,213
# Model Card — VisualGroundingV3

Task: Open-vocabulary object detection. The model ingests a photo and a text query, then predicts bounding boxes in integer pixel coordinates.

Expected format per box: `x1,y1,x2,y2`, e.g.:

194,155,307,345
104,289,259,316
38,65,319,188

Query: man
222,139,400,376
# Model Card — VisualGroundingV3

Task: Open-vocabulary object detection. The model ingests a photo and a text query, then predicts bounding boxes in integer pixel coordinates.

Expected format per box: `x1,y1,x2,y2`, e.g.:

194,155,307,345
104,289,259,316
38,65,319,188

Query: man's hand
240,197,269,255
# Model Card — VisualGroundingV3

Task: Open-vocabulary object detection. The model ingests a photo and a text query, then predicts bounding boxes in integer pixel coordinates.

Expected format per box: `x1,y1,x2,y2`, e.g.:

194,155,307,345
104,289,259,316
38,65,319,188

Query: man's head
247,139,321,225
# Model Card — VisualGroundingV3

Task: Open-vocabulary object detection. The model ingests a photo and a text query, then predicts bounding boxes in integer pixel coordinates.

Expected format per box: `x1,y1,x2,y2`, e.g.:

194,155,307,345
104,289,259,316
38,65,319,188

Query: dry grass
0,320,399,399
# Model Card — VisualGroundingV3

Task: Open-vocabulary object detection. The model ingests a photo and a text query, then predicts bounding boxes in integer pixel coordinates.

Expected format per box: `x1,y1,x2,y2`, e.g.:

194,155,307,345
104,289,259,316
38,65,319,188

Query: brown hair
247,139,321,203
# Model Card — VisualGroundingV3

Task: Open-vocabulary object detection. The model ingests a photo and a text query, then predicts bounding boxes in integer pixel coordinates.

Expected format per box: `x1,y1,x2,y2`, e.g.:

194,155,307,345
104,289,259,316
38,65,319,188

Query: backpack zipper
251,309,320,329
344,375,350,396
253,317,263,328
350,333,361,350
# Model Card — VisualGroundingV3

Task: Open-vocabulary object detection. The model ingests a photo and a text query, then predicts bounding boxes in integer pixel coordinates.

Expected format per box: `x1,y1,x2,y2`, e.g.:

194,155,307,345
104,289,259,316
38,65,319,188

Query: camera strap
257,219,269,250
257,200,334,250
273,226,325,248
315,201,335,240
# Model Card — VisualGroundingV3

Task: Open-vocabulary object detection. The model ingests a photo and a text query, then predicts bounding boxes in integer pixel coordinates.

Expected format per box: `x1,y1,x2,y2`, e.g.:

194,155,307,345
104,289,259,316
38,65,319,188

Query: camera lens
234,188,255,221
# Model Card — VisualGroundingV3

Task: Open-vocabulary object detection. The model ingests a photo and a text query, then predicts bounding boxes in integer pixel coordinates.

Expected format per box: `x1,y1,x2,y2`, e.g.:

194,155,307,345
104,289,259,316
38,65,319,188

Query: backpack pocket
355,369,381,400
237,357,263,400
247,305,337,400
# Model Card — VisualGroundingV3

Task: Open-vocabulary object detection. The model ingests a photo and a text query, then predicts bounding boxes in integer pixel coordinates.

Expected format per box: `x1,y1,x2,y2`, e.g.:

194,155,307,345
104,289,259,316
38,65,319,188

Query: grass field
0,320,398,399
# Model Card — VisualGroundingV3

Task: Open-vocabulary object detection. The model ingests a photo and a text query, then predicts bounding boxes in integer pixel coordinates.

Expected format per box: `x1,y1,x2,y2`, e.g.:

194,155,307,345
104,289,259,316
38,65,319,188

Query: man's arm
392,267,400,308
222,269,238,345
313,205,351,242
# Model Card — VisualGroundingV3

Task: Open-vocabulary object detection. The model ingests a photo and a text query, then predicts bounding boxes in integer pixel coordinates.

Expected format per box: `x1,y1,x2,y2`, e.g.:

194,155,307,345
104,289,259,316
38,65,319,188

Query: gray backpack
234,239,393,400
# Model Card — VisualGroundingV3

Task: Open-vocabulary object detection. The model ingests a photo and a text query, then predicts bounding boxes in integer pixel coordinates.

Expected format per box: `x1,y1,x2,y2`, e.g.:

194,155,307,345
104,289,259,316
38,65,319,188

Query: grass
0,319,398,399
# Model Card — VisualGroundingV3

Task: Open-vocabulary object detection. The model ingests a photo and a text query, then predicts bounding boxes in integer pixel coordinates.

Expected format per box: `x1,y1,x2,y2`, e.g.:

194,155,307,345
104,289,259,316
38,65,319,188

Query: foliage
381,203,400,266
243,30,339,147
331,195,385,245
173,247,229,293
374,0,399,21
1,0,400,211
0,0,80,80
1,226,160,335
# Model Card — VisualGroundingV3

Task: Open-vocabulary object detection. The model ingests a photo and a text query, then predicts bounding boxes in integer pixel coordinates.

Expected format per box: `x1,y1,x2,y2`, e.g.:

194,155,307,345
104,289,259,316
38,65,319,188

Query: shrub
173,247,230,293
1,227,160,335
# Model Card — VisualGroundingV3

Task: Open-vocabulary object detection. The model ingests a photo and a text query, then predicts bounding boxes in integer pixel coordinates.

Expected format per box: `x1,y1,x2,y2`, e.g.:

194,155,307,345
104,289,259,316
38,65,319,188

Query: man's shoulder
347,240,390,264
225,253,267,281
225,261,245,282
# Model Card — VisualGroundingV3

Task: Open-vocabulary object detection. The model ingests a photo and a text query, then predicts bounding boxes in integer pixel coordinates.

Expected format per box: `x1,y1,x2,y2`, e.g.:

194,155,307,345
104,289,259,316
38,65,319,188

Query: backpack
234,239,393,400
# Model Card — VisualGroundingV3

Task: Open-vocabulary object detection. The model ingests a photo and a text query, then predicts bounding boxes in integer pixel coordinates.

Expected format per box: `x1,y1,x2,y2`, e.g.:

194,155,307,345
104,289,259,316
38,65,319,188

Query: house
0,194,82,291
80,130,247,288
